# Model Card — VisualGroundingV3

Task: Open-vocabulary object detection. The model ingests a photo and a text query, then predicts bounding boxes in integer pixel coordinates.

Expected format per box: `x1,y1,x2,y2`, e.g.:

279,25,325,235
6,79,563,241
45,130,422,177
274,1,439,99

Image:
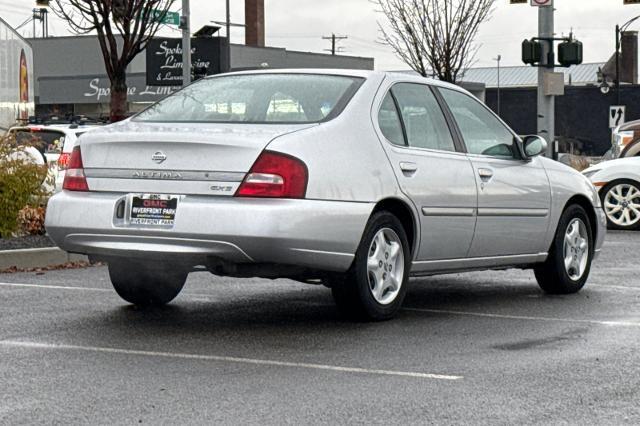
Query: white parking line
0,340,462,381
0,282,111,292
405,307,640,327
0,282,216,299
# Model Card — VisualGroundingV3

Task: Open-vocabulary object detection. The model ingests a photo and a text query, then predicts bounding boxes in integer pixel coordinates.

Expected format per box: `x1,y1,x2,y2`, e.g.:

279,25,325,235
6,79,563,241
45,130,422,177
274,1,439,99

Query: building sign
83,77,178,101
146,37,227,86
38,74,180,104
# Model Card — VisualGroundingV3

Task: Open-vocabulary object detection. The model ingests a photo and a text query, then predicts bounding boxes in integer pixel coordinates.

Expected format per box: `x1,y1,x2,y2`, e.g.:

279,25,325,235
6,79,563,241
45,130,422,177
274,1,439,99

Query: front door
438,88,551,257
375,83,478,261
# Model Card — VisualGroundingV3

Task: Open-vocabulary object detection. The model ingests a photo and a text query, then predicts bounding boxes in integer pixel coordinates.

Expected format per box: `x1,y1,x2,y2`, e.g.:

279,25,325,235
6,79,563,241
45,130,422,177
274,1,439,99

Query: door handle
400,162,418,173
478,168,494,180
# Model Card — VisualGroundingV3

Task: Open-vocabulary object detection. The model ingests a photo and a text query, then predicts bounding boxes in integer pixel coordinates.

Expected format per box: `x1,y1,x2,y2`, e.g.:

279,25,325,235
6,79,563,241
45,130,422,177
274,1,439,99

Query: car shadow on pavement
49,273,598,352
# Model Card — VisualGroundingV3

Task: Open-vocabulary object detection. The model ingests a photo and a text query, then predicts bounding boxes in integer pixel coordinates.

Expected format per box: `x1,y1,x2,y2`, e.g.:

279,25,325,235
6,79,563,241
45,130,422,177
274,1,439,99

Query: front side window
391,83,456,152
135,74,364,124
440,88,516,158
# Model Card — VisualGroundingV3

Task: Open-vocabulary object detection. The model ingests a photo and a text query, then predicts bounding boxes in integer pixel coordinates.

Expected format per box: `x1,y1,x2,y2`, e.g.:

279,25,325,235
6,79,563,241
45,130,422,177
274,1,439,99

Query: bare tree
375,0,495,83
51,0,176,121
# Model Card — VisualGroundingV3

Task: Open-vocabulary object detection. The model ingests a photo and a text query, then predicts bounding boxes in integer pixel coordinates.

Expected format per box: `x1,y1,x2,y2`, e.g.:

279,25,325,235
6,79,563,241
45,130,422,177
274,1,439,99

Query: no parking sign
531,0,553,6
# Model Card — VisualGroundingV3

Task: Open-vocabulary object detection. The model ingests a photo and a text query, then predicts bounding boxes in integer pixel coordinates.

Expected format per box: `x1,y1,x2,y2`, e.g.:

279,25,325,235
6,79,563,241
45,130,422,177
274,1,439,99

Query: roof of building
460,63,604,88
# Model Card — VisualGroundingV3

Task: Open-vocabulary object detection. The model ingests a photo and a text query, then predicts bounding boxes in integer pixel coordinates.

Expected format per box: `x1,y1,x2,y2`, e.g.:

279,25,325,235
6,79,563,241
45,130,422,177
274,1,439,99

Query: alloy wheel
563,218,589,281
366,228,404,305
604,183,640,227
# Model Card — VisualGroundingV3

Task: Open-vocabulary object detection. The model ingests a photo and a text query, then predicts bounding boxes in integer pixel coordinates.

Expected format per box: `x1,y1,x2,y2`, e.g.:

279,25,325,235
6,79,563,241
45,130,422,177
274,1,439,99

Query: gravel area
0,235,55,251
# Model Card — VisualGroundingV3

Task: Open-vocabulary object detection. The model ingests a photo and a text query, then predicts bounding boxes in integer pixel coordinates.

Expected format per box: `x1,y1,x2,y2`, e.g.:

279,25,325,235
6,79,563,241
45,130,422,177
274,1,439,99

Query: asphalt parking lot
0,231,639,424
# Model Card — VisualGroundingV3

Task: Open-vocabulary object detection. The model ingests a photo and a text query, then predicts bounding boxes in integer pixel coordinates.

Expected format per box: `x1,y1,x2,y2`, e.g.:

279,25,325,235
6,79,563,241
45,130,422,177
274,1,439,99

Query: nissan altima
45,70,606,320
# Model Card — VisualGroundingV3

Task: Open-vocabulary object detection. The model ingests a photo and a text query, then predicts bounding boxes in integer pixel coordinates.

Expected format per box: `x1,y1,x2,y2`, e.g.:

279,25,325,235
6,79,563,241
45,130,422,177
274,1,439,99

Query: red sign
531,0,552,6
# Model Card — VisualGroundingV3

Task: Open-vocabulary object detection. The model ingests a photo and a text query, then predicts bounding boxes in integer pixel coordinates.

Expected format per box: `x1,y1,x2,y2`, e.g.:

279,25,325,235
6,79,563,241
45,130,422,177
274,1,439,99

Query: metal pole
616,24,621,105
496,55,501,117
226,0,231,71
182,0,191,87
537,4,555,158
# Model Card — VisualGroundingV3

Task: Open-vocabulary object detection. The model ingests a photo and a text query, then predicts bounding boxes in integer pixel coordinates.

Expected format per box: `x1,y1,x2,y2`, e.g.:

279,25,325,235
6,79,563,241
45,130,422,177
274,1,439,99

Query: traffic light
558,40,583,67
522,39,543,65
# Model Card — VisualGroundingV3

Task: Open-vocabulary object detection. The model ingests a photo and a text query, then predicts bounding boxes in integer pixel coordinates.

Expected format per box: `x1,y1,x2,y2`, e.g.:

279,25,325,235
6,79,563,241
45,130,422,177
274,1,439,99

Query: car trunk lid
80,121,316,196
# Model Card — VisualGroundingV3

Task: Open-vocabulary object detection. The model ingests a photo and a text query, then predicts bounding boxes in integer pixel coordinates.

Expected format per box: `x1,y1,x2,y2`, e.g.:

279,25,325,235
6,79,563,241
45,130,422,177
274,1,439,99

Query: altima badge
152,151,167,164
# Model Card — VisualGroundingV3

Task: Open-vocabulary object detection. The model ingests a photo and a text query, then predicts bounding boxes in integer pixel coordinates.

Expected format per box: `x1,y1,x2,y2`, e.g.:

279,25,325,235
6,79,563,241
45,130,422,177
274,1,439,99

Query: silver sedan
45,70,606,320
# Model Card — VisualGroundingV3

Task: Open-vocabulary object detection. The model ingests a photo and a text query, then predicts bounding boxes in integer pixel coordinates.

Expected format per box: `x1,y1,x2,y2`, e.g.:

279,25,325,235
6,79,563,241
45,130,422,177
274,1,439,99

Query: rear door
437,87,551,257
375,83,477,261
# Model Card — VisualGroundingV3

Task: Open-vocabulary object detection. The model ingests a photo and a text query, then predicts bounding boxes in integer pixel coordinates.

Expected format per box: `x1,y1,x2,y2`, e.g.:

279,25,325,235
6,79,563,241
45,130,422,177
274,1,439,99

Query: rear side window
10,129,65,154
391,83,456,152
378,92,405,146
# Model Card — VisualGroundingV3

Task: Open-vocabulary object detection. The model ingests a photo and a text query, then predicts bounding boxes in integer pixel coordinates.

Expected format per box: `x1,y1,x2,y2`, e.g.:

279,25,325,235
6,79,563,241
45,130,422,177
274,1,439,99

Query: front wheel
331,211,411,321
600,179,640,230
534,204,593,294
108,259,188,306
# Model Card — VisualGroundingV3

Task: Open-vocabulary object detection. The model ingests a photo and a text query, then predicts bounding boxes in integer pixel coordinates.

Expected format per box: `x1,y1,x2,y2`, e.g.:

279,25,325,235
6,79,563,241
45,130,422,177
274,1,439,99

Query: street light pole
615,16,640,105
494,54,501,117
181,0,191,87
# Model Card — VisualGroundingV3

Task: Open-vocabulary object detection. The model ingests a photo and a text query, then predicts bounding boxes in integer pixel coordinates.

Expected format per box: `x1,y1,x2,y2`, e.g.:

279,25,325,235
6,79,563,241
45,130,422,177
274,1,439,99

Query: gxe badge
152,151,167,164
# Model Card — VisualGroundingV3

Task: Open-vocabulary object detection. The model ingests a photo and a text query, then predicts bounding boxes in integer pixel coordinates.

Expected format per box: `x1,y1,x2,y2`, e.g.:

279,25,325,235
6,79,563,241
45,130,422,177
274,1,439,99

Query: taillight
62,146,89,191
57,152,71,170
235,151,308,198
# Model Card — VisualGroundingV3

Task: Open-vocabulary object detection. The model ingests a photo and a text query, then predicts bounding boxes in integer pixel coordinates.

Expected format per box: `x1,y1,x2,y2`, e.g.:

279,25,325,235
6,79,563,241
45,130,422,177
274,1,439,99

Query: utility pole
537,4,555,158
322,33,348,55
181,0,191,87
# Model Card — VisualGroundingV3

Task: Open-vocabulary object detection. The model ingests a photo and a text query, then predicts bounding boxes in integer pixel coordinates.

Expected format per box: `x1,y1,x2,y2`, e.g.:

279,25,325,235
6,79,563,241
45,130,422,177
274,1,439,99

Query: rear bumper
45,192,374,272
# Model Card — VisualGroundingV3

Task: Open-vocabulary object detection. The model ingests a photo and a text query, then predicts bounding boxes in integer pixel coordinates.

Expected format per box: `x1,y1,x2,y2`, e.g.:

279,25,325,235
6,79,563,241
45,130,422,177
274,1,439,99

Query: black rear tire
534,204,593,295
108,259,188,306
331,211,411,321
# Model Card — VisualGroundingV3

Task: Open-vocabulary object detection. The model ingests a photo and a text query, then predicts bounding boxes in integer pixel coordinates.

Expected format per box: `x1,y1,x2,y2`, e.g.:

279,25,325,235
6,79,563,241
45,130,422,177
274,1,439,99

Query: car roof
206,68,467,93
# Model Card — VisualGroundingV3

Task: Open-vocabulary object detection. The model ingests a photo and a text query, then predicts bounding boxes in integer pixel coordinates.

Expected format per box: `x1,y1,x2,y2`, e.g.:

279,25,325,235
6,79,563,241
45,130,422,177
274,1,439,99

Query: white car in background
7,123,100,192
583,158,640,230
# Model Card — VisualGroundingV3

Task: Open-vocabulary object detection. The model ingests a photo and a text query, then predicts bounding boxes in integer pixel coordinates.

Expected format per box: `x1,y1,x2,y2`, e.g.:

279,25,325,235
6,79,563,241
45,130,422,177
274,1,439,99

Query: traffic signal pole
537,4,555,158
182,0,191,87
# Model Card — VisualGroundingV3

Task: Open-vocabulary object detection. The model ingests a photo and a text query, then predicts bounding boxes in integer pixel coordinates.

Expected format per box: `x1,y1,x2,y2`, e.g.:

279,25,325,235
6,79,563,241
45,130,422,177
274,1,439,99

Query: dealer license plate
130,194,178,226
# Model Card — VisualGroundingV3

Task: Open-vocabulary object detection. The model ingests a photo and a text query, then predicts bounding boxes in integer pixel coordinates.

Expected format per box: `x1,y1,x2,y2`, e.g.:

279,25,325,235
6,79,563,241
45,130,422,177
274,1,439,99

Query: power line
322,33,348,55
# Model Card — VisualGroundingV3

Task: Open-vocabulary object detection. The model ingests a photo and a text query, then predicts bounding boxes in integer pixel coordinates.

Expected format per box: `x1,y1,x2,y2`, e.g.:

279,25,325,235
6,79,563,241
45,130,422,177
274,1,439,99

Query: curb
0,248,88,270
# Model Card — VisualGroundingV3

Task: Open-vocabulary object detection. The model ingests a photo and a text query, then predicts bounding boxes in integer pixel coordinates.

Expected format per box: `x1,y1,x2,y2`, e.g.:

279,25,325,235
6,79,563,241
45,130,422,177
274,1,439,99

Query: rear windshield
10,129,66,154
134,74,364,124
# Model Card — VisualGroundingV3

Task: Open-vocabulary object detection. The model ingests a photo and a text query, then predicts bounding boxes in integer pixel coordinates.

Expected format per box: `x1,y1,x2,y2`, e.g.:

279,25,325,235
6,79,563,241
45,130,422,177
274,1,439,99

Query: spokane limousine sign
83,78,177,101
146,37,220,86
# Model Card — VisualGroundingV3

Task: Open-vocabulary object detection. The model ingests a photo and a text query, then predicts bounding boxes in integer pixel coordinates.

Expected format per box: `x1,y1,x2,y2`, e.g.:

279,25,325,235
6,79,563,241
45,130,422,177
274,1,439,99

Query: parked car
7,123,100,192
45,70,606,320
610,119,640,159
583,157,640,230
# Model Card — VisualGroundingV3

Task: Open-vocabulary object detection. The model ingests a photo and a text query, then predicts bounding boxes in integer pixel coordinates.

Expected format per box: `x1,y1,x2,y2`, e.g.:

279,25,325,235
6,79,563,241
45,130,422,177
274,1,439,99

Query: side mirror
522,135,548,158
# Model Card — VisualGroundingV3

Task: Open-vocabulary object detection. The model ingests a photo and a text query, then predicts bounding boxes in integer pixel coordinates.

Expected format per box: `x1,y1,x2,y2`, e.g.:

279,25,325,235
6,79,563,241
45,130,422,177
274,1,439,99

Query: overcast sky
1,0,640,70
